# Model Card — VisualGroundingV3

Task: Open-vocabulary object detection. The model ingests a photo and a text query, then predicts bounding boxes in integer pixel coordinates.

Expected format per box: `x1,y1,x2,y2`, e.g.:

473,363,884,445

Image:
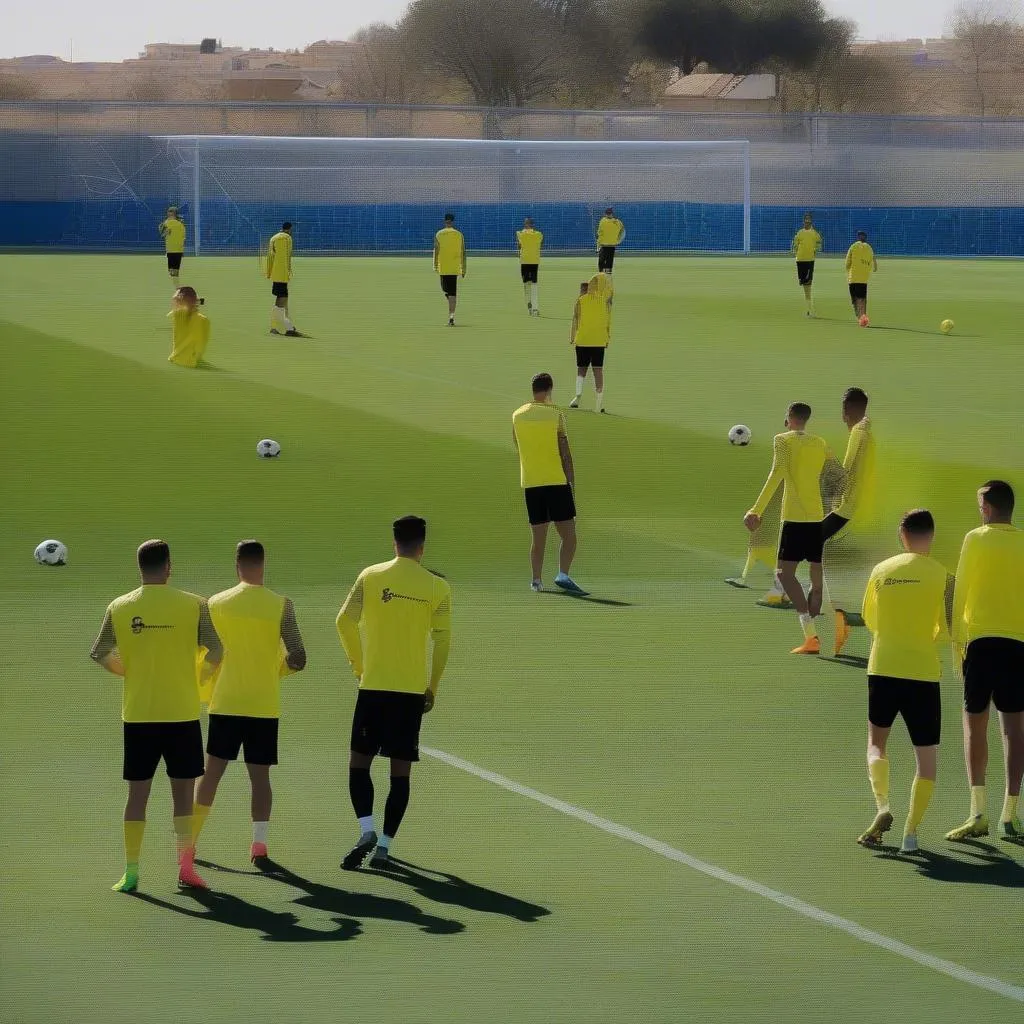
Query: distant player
596,207,625,273
744,402,843,654
569,275,613,414
512,372,585,594
167,286,210,369
192,541,306,864
90,539,222,893
792,212,822,317
337,516,452,870
845,230,878,321
516,217,543,316
433,213,466,326
158,207,186,280
266,221,300,337
946,480,1024,841
857,509,951,852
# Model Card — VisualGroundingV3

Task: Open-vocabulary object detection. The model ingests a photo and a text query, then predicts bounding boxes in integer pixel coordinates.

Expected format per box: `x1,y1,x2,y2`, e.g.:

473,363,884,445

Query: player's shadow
372,857,551,923
198,858,465,935
538,591,633,607
876,841,1024,888
820,654,869,669
131,889,361,943
194,361,229,372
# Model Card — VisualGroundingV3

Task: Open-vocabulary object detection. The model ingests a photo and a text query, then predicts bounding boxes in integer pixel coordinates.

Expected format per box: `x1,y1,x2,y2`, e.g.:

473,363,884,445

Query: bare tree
333,23,427,104
0,74,40,100
949,0,1024,116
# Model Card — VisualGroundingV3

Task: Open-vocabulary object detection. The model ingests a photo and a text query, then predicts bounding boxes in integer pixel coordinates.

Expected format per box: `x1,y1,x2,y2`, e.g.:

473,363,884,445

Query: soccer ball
941,319,955,335
256,439,281,458
728,424,752,446
34,539,68,566
858,315,871,328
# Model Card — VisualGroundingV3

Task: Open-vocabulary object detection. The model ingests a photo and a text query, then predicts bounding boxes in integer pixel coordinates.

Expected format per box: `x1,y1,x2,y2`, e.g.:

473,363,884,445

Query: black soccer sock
382,776,411,839
348,767,374,819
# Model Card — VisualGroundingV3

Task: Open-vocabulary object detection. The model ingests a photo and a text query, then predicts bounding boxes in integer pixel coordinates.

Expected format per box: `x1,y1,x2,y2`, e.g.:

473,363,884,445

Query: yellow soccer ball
941,319,955,335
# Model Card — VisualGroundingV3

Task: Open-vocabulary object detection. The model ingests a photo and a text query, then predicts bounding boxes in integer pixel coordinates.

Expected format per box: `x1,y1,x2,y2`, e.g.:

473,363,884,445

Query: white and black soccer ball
728,424,752,447
34,539,68,566
256,439,281,459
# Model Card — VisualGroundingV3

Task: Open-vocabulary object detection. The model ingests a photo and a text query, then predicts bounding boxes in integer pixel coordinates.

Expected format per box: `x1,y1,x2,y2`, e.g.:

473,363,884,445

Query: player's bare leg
802,283,814,316
447,293,457,326
530,522,549,590
553,519,586,594
999,710,1024,836
570,369,587,409
947,708,991,839
245,763,273,860
593,366,605,413
859,723,893,846
779,560,820,654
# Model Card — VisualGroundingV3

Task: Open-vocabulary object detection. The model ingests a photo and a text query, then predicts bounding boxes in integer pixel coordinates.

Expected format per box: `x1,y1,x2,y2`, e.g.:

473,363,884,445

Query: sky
3,0,958,64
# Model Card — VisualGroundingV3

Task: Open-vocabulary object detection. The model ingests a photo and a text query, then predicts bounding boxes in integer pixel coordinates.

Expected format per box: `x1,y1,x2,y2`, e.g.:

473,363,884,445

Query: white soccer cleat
530,580,543,592
569,398,580,409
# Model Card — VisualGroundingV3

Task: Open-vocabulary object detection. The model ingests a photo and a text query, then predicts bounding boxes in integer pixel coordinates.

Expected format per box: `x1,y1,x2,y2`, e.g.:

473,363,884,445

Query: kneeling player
167,287,210,368
858,510,951,852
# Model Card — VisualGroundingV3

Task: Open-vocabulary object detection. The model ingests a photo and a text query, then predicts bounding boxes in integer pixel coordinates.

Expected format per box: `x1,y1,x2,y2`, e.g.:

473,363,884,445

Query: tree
334,23,425,103
949,1,1024,115
0,74,39,100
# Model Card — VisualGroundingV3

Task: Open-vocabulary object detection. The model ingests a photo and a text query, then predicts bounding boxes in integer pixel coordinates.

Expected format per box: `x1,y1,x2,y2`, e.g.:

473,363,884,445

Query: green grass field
1,253,1022,1023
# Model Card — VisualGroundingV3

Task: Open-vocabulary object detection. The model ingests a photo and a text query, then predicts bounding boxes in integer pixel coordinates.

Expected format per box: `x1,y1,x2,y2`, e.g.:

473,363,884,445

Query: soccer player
192,541,307,863
568,276,612,414
433,213,466,326
90,539,222,892
596,207,625,273
857,509,951,852
516,217,543,316
167,286,210,369
792,212,822,317
744,402,842,654
946,480,1024,841
337,516,452,870
266,221,300,337
512,372,585,594
845,230,878,321
159,207,186,280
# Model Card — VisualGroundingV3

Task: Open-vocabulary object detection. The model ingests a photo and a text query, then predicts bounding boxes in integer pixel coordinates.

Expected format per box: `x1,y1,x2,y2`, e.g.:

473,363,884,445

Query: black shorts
271,282,289,298
849,283,868,300
868,676,941,747
207,714,279,765
963,637,1024,714
440,274,458,297
167,252,183,271
796,261,814,285
821,512,850,543
350,689,426,762
524,484,576,526
778,521,824,564
575,346,606,369
597,245,616,271
520,264,539,284
123,720,204,782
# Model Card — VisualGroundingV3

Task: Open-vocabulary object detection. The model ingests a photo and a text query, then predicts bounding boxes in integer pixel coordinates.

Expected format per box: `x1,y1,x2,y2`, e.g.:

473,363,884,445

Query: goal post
160,136,753,256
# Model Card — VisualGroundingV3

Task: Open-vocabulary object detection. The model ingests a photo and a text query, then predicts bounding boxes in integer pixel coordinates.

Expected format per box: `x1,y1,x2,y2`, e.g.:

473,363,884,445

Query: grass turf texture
1,254,1022,1023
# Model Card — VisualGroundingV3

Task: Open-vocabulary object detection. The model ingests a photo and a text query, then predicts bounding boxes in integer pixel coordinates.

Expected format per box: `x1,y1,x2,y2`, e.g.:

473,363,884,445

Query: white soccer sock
252,821,269,844
357,815,375,835
530,283,538,308
595,389,604,412
821,577,836,613
271,306,284,329
575,375,585,397
283,312,295,331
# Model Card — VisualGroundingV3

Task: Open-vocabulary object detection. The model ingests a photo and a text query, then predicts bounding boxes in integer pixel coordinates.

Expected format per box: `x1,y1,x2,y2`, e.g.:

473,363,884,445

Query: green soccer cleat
112,870,139,893
857,810,894,847
945,815,990,841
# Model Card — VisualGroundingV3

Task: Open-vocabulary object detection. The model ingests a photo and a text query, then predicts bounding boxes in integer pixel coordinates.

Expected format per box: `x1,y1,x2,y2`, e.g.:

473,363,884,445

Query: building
661,73,777,112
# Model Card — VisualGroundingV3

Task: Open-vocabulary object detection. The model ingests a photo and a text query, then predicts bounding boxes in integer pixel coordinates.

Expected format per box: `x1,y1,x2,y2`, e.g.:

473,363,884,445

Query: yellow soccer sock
1001,792,1019,823
868,756,890,813
192,803,212,845
970,785,986,818
173,815,194,858
124,819,146,868
905,776,935,834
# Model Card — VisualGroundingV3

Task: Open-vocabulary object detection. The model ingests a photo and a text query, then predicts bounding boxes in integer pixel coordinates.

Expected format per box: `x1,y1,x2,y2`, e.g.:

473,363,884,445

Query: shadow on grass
875,841,1024,888
820,654,869,670
537,591,634,607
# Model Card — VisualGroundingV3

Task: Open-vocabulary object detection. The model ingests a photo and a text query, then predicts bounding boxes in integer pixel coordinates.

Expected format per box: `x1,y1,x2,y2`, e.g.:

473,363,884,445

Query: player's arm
197,601,223,682
280,598,307,675
861,571,878,634
89,608,124,677
515,230,522,260
746,436,785,527
424,586,452,712
790,232,799,255
939,573,955,639
158,220,168,239
872,249,879,272
460,232,466,277
557,413,575,487
845,246,853,271
950,534,976,652
616,221,625,244
265,239,275,279
569,298,581,344
816,231,822,255
432,236,440,272
336,573,365,680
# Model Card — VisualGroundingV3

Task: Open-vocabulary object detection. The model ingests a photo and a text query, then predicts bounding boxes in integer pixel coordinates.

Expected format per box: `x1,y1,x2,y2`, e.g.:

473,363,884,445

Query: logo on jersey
130,616,175,634
381,588,428,605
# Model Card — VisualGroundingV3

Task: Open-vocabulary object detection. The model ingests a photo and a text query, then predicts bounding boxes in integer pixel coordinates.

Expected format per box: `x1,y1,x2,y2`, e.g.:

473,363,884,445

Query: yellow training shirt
833,417,876,521
750,431,831,523
160,218,186,254
167,309,210,369
517,228,543,264
91,585,221,723
513,401,568,489
597,216,625,246
572,292,611,348
846,241,875,284
208,583,304,718
952,524,1024,646
266,231,293,283
434,227,465,275
863,552,950,682
793,228,822,262
337,557,452,695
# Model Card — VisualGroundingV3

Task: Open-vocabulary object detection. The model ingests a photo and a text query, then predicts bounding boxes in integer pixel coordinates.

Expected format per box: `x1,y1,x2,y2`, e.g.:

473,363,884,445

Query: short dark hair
980,479,1015,516
900,508,935,536
282,221,293,230
137,539,170,573
788,402,812,422
605,207,614,215
236,539,265,564
532,372,553,395
857,230,868,241
444,212,455,222
393,515,427,552
843,386,868,411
